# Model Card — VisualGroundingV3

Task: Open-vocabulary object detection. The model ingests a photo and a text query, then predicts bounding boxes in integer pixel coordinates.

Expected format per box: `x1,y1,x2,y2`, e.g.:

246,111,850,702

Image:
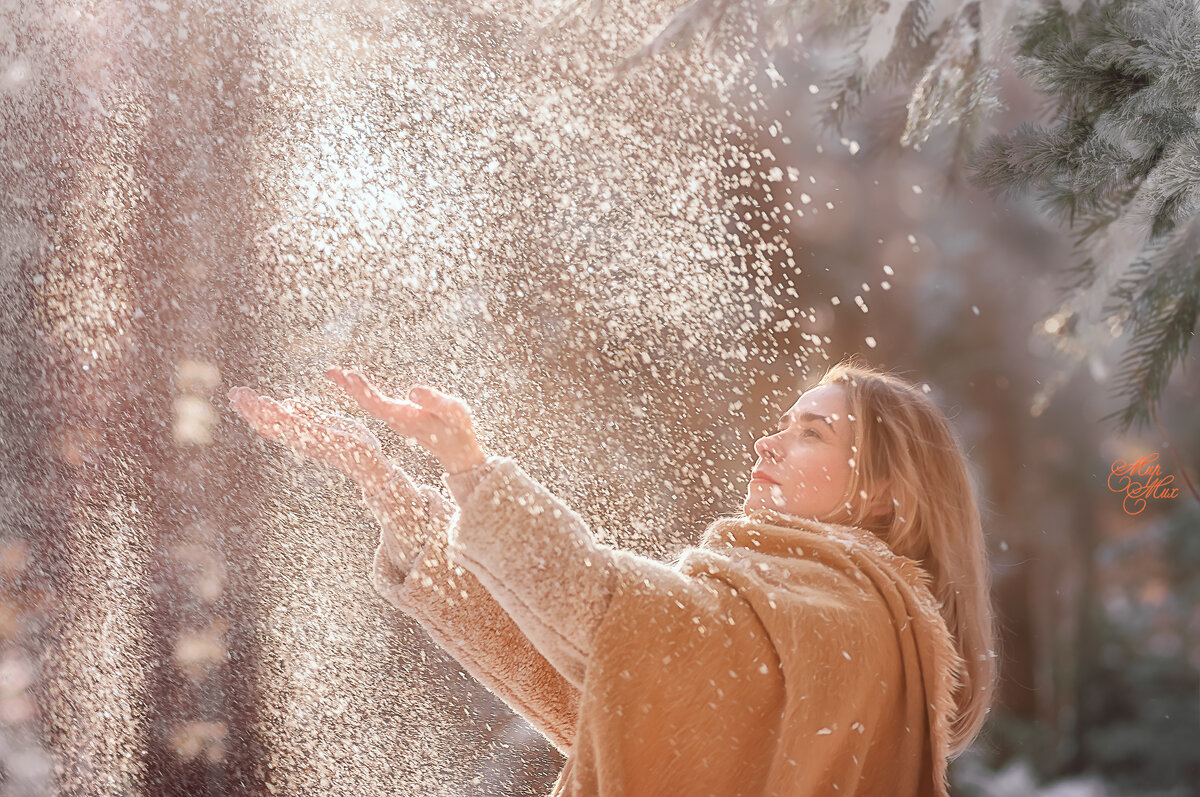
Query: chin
746,484,785,511
742,495,772,514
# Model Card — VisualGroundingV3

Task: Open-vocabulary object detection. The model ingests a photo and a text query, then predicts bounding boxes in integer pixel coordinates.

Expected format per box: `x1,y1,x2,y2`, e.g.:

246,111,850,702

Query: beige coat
365,456,965,796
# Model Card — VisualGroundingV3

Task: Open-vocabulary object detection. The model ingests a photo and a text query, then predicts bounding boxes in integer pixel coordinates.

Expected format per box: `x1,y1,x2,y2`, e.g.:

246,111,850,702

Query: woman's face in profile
744,384,856,521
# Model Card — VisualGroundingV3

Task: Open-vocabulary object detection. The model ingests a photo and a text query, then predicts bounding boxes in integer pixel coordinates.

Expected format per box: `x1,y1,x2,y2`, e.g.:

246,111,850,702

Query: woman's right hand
227,385,412,498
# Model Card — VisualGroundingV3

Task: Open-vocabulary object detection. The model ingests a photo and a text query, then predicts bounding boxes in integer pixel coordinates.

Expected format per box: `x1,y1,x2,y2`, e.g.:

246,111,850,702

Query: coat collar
697,507,902,565
689,505,966,796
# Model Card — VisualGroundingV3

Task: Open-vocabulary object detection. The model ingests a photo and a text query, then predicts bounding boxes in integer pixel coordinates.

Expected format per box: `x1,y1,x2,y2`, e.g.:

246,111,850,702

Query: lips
751,469,779,485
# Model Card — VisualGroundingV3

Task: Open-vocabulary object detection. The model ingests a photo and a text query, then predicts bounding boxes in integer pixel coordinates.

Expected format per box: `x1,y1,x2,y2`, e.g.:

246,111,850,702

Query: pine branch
1102,289,1198,431
900,2,997,150
1099,220,1200,431
815,33,872,134
552,0,1008,152
968,122,1075,202
1143,380,1200,506
864,0,936,91
610,0,744,75
972,0,1200,432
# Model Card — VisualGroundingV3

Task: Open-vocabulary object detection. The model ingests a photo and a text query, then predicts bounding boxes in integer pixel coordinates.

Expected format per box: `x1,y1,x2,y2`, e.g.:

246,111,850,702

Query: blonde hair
814,354,999,757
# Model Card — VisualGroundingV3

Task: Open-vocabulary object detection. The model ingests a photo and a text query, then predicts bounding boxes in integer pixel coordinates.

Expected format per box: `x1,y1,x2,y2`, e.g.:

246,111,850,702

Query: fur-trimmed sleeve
361,465,581,755
441,456,622,692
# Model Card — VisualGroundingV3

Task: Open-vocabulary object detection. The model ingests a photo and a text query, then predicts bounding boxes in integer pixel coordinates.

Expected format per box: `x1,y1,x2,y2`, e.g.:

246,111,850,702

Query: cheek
782,451,849,488
775,462,814,493
823,452,853,480
828,456,858,495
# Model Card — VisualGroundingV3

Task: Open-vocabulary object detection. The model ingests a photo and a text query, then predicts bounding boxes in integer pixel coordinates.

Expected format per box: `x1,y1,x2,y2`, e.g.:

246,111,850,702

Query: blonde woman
228,355,998,796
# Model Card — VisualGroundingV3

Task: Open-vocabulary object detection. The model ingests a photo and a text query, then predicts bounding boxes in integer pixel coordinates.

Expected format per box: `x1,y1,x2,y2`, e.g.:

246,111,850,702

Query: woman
228,355,998,796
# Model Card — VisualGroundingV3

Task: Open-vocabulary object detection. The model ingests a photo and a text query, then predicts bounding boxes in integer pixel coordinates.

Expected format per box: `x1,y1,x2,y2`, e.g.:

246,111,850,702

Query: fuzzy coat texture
364,455,966,797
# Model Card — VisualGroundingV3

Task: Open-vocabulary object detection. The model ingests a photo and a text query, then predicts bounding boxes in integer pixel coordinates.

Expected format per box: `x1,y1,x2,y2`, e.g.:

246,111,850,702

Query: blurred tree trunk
4,1,273,792
124,2,270,793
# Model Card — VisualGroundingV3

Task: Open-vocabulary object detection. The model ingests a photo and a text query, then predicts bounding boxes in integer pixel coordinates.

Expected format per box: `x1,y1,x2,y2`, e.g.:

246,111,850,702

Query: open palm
227,386,408,497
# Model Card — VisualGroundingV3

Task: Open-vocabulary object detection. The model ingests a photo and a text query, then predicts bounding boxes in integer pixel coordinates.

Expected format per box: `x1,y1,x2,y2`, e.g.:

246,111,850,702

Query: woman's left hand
325,365,487,476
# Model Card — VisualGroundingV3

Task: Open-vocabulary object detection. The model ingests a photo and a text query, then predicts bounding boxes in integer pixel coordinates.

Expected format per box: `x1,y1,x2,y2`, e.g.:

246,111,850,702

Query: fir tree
545,0,1198,434
542,0,1005,158
969,0,1200,433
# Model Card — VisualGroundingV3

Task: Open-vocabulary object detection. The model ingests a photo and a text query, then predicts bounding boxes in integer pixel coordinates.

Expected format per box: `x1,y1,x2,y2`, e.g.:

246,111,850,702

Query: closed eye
775,423,822,440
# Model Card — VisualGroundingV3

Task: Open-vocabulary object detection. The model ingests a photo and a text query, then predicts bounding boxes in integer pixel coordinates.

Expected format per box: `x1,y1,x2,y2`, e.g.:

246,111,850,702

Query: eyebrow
778,411,839,437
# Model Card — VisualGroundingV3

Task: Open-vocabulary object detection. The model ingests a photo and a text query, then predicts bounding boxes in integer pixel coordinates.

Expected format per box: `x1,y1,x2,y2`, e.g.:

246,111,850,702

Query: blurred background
1,0,1197,795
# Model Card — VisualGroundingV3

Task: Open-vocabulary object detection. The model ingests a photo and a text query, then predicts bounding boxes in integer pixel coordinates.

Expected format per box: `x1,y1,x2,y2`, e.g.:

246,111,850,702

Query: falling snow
0,0,845,792
0,0,1038,791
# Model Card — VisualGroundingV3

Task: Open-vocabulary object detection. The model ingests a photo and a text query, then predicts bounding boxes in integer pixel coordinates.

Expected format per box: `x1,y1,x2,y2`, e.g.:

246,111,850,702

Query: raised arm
438,455,623,691
362,466,582,754
227,382,581,754
323,366,628,693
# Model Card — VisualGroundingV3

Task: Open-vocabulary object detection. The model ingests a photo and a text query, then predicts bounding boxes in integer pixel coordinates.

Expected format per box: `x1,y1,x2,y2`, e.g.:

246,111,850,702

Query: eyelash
775,426,822,440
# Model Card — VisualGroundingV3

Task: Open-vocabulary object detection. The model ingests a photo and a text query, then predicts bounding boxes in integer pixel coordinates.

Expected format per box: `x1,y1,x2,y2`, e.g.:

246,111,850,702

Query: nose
754,433,778,463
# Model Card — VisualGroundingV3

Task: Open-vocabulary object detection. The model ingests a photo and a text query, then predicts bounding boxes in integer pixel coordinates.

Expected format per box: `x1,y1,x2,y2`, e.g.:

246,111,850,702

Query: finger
278,399,364,440
230,392,383,481
317,409,372,436
328,367,430,439
235,396,340,462
228,385,260,403
326,366,393,412
272,415,357,464
280,398,324,423
255,400,316,449
228,386,280,413
280,398,362,435
229,386,270,419
298,407,384,455
229,391,292,442
407,384,471,423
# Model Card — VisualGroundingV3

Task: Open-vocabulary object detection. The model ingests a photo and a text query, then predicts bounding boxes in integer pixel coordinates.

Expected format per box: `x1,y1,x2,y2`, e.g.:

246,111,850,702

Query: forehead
786,384,847,416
